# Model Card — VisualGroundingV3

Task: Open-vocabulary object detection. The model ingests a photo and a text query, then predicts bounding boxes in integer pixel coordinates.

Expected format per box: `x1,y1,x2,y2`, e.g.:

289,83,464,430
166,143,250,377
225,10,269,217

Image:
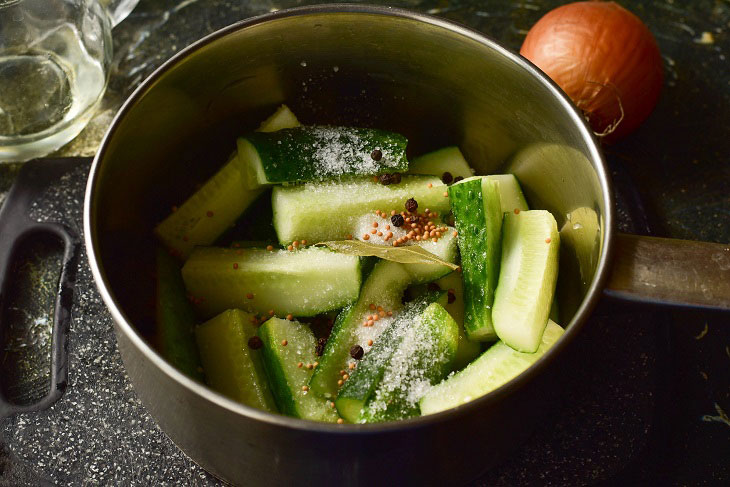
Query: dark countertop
1,1,728,485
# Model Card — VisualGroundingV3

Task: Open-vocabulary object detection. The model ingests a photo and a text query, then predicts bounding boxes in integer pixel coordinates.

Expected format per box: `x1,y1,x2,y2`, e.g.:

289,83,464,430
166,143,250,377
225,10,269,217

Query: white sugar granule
303,127,402,178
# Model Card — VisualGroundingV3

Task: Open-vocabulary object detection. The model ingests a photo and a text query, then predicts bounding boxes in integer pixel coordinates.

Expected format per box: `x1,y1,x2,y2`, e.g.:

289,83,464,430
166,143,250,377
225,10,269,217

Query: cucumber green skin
358,302,458,423
271,175,451,245
433,273,482,371
336,292,444,422
243,126,408,185
407,146,474,179
258,318,339,422
155,247,204,381
448,177,503,341
309,260,411,399
334,308,405,423
420,320,564,416
403,272,482,372
195,310,276,412
181,247,361,319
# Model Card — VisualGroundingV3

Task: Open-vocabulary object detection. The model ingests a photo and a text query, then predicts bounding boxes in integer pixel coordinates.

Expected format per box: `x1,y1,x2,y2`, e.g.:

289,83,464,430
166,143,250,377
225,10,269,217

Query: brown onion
520,1,663,142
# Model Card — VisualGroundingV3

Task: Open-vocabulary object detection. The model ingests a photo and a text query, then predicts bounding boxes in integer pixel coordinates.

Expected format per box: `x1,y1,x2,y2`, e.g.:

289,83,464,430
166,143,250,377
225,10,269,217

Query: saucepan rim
83,3,615,434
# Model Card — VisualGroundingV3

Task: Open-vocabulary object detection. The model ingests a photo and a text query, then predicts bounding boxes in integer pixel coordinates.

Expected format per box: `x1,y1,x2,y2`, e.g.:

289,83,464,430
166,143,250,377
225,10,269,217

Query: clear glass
98,0,139,27
0,0,137,162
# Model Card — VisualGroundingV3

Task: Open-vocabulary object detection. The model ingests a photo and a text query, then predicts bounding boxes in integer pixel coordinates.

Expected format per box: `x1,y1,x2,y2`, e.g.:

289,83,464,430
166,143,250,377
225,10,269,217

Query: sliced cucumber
493,210,560,353
448,176,503,341
309,260,412,398
258,317,339,422
154,155,265,259
484,174,529,214
155,106,300,259
155,246,204,381
333,301,409,422
433,272,482,371
239,126,408,188
335,296,449,423
420,320,564,415
351,211,458,283
181,247,361,319
549,294,560,323
407,146,474,179
257,104,301,133
401,228,459,284
272,175,451,245
195,309,276,412
339,302,457,423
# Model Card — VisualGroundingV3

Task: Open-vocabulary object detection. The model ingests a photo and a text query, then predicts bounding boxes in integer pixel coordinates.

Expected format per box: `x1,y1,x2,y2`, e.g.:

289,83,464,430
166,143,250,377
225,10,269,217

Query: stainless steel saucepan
79,5,729,485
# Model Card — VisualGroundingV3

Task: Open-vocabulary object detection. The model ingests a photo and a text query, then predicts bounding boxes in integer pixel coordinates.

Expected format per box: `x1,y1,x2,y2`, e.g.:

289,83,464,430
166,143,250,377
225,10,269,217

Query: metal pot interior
86,4,611,435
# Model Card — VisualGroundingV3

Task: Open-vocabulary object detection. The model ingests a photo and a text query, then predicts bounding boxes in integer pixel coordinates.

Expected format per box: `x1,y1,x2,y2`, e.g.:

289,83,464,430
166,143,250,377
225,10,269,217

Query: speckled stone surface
0,157,662,486
1,0,729,485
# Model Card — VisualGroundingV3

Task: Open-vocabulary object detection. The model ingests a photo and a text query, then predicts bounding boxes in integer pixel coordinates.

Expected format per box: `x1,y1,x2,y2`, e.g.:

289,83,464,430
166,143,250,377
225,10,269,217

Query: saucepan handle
604,233,730,310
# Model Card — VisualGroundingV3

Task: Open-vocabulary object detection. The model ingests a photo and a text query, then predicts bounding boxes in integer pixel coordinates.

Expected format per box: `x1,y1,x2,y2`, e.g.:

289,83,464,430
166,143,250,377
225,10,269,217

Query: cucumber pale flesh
359,302,458,423
309,260,412,399
493,210,560,353
195,309,276,412
258,317,339,422
433,272,482,371
352,212,458,285
182,247,361,319
407,146,474,179
420,320,564,415
155,105,300,259
272,175,451,245
256,104,301,133
335,296,449,423
154,155,264,259
485,174,529,214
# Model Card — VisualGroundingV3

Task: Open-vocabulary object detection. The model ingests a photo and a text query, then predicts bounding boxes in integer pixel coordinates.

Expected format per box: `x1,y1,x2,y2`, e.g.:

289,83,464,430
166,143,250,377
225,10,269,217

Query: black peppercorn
405,197,418,213
453,176,464,183
441,171,453,184
447,292,456,304
370,149,383,161
350,345,364,360
248,336,263,350
391,213,405,227
391,172,402,184
378,173,393,185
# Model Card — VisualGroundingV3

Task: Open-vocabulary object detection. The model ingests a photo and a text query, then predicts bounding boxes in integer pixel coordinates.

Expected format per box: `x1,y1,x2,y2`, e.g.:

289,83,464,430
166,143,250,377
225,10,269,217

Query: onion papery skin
520,1,663,142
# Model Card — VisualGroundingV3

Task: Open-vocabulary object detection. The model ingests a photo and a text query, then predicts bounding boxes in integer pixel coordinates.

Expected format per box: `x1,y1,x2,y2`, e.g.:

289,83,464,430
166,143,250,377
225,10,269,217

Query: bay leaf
316,240,459,269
